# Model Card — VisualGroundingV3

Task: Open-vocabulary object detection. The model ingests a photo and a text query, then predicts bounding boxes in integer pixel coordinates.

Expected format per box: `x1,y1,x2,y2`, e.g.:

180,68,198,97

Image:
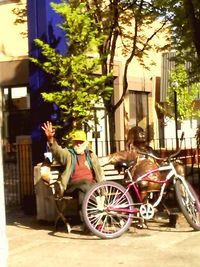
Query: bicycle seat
114,160,135,172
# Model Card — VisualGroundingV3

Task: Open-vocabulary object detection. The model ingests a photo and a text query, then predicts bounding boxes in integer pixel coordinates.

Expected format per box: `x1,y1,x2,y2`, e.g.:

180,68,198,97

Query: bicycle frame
110,160,196,216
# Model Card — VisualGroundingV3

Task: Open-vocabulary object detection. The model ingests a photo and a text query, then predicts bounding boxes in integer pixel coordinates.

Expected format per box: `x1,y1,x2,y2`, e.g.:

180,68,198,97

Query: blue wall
27,0,66,165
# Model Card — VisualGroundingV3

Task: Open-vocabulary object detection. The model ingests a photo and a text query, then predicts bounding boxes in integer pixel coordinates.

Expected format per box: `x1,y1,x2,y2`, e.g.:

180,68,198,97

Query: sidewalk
6,208,200,267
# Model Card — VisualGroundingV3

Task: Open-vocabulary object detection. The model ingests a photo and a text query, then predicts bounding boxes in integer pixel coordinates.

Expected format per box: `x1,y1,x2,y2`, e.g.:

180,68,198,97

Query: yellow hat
70,130,87,141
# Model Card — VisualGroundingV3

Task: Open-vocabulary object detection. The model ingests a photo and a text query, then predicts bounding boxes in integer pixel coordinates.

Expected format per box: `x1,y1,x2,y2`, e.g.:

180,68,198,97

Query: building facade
0,0,166,206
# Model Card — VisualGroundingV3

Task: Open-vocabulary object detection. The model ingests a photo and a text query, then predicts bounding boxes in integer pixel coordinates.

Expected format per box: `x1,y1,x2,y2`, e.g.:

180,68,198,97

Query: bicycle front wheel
82,181,134,239
175,179,200,231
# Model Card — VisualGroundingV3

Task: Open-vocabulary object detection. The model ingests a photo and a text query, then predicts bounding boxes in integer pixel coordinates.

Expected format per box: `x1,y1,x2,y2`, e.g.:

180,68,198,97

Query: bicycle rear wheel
82,181,134,239
175,179,200,230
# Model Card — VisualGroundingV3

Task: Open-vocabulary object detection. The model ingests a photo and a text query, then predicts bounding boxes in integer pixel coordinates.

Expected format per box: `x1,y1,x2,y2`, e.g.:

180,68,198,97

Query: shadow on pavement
6,206,194,242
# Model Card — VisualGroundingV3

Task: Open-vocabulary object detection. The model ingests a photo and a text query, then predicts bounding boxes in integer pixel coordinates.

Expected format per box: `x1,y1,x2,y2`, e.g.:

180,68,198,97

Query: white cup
44,152,53,162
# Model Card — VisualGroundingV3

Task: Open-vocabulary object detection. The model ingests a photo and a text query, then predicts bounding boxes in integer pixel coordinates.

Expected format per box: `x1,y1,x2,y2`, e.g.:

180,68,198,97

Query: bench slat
48,164,125,181
103,164,124,181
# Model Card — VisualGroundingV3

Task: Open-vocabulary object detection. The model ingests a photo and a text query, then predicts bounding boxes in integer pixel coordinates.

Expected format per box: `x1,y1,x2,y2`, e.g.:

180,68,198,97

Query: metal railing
3,137,200,208
3,137,34,209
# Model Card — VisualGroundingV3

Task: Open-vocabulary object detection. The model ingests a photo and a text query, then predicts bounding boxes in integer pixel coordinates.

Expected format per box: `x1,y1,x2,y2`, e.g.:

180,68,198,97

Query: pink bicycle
82,133,200,238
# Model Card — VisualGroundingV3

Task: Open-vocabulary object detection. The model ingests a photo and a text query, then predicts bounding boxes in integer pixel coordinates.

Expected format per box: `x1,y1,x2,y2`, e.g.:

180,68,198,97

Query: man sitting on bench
41,121,105,232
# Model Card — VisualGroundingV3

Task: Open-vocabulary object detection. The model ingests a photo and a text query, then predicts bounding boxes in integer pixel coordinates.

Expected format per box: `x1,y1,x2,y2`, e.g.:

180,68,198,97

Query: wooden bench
103,164,124,181
35,161,125,233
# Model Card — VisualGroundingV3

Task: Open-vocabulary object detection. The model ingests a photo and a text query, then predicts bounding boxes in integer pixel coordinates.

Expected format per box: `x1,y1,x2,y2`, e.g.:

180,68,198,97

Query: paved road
6,209,200,267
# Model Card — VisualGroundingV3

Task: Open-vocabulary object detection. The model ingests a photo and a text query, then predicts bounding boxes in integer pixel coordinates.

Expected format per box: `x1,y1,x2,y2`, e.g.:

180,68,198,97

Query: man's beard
73,141,88,154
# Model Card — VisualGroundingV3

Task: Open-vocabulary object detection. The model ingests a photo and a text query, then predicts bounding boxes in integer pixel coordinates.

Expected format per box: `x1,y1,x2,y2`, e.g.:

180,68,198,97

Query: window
129,91,149,131
3,86,30,111
2,86,31,143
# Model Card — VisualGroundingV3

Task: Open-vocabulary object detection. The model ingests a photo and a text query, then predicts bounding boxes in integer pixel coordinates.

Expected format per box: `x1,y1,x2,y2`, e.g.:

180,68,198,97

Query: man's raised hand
41,121,55,141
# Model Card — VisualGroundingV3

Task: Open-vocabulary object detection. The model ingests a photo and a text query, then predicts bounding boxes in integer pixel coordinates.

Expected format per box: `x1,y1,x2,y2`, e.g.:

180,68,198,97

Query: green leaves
165,64,200,121
31,1,113,133
51,2,102,55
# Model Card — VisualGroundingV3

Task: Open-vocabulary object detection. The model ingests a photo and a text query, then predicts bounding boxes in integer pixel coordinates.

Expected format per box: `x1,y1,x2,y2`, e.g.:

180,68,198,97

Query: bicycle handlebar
138,132,185,162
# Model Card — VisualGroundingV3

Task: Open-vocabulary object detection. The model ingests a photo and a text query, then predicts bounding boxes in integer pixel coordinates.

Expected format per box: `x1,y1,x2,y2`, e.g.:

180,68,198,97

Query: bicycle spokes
175,179,200,230
82,181,134,238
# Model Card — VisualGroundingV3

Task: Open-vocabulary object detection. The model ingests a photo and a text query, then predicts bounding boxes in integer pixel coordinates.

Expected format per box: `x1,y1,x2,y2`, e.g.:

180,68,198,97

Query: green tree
158,64,200,121
160,0,200,81
31,2,112,135
84,0,170,145
32,0,170,143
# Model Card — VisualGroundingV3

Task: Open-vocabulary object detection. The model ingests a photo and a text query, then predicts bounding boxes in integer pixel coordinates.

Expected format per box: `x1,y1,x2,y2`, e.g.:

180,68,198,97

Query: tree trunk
107,109,116,153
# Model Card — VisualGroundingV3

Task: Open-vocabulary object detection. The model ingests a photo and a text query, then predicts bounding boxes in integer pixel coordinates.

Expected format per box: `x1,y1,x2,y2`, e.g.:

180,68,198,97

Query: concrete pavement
6,208,200,267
